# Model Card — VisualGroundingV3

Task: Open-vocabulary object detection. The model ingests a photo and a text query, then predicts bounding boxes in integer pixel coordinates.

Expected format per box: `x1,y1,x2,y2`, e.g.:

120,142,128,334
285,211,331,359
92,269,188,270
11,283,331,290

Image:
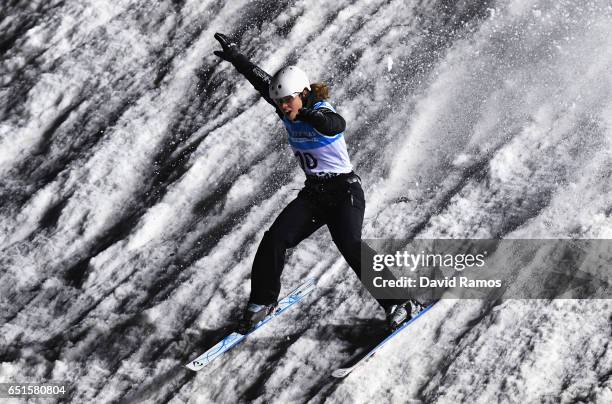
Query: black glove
213,32,239,62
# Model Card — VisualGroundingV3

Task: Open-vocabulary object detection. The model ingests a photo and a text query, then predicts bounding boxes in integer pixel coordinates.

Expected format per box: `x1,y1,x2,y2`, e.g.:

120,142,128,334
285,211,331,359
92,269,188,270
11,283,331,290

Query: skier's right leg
325,180,413,329
249,191,325,306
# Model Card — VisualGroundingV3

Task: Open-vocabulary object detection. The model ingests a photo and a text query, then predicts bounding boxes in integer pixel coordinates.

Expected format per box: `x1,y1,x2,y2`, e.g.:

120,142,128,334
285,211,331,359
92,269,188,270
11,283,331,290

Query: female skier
213,33,409,332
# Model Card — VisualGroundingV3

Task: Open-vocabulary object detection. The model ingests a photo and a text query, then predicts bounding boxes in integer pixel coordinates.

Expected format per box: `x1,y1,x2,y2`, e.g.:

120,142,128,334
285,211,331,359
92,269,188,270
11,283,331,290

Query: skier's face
276,89,307,121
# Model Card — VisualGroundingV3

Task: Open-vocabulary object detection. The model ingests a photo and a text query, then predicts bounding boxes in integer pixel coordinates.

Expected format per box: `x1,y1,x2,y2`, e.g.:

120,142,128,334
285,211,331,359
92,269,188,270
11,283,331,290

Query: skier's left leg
326,181,406,312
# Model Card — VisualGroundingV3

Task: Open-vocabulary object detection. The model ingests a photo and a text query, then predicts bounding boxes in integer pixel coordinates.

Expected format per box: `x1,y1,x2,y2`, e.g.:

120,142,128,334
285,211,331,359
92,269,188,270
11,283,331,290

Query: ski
185,278,316,371
331,301,436,378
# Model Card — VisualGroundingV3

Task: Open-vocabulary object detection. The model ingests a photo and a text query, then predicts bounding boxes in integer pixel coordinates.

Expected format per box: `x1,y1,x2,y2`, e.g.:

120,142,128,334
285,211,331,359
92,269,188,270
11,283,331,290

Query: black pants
249,173,403,310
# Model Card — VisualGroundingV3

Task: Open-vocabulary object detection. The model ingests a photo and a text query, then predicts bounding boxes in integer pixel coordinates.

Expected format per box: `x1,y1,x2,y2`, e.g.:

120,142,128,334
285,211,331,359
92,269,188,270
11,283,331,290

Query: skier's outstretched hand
214,33,239,62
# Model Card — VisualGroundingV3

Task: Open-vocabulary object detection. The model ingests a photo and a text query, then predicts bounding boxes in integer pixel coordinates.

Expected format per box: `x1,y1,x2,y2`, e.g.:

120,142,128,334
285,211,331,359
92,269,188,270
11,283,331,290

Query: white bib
282,101,353,176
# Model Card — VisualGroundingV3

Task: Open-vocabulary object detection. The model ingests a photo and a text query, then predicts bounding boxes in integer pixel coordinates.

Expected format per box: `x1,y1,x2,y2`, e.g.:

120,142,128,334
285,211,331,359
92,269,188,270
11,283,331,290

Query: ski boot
385,301,412,331
237,302,276,334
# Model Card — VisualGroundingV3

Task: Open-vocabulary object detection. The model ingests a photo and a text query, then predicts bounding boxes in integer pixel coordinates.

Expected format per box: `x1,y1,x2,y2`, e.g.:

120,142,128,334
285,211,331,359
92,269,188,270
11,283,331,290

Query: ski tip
185,361,203,372
331,368,352,378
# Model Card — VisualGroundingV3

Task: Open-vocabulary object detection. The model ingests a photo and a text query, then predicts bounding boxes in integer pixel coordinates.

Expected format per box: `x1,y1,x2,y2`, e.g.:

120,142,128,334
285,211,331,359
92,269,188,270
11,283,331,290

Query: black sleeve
230,53,283,118
296,107,346,136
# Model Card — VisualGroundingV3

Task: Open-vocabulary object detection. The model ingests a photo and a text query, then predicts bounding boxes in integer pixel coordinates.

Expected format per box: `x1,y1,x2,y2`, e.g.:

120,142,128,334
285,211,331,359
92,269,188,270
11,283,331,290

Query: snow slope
1,0,611,402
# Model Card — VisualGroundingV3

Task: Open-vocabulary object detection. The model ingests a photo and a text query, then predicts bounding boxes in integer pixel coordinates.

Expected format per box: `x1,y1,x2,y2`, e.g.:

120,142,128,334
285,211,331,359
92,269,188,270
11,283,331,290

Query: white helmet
269,66,310,100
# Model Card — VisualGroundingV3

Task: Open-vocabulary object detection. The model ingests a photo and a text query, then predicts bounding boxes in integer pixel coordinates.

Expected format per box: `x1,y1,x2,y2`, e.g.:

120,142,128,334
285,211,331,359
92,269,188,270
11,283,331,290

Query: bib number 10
294,151,317,170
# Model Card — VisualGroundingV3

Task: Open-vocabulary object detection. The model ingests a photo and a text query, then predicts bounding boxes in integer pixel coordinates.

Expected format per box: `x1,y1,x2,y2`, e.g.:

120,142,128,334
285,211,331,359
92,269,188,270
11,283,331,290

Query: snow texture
1,0,611,403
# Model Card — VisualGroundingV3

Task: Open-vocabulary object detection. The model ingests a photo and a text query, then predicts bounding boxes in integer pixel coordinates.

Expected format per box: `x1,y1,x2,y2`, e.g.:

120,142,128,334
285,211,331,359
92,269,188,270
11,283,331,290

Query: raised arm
213,33,283,118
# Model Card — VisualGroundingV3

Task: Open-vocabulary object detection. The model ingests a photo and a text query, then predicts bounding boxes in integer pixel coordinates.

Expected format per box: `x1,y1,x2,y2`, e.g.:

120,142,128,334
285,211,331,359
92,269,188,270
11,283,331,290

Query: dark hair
310,83,329,101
